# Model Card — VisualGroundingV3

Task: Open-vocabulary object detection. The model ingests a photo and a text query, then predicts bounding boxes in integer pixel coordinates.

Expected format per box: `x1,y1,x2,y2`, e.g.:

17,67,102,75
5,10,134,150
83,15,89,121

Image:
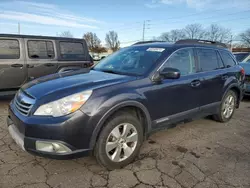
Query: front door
145,48,201,127
0,38,26,90
24,39,58,80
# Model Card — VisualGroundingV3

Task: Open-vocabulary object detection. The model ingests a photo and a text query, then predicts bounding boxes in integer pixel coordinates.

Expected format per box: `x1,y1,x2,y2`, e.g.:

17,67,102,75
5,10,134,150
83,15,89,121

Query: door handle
221,75,228,80
44,63,55,67
27,64,34,68
190,80,201,87
11,64,23,68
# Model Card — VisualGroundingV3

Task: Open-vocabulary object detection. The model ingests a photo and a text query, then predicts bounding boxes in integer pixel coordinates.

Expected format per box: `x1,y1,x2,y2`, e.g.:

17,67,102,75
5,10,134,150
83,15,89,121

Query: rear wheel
213,90,237,122
95,111,143,170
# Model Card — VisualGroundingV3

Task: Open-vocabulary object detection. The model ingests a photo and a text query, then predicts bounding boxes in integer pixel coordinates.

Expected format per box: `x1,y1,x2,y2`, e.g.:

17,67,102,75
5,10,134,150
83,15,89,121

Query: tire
95,111,143,170
213,90,237,123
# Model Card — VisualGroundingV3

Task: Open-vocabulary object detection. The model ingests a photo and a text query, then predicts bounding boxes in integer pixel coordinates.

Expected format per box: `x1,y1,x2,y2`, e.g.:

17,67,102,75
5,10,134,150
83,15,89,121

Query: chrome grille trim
14,91,35,116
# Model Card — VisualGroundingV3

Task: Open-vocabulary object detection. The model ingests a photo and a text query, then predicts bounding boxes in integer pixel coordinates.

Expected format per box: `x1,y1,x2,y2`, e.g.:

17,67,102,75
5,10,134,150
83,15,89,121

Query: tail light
240,67,245,76
89,62,94,67
240,67,245,81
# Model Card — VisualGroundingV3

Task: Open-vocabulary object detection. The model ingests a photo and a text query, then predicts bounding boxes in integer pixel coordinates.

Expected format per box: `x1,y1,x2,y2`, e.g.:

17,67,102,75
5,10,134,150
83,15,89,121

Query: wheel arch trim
89,101,152,149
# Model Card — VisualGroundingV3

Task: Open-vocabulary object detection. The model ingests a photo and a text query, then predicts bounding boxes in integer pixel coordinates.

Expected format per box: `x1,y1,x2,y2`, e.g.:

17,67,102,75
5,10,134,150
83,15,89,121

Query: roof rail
132,41,165,45
175,39,227,48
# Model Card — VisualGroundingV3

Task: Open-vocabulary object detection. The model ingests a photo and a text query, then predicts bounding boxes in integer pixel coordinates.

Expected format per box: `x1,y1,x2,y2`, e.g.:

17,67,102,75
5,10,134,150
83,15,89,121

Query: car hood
22,69,136,99
239,62,250,75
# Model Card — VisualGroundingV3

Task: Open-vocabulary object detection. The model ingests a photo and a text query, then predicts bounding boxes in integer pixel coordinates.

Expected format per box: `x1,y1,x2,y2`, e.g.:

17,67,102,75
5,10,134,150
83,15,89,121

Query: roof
132,42,229,51
132,39,229,50
0,34,83,41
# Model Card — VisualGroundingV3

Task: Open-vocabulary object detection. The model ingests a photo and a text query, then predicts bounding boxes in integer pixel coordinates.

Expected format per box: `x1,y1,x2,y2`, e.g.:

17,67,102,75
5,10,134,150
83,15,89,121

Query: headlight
34,90,92,117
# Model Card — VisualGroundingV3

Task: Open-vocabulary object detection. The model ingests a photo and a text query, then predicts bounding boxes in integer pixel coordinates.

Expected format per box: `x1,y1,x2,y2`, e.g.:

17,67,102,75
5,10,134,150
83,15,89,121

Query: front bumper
7,104,93,159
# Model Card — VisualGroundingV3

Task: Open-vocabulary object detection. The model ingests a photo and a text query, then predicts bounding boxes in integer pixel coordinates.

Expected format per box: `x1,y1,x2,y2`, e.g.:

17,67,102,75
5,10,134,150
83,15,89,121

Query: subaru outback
7,39,245,170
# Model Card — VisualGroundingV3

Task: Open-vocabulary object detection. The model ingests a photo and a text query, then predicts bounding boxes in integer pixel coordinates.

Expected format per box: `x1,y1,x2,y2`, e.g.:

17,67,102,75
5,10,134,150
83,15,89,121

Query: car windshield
93,46,167,76
234,53,250,62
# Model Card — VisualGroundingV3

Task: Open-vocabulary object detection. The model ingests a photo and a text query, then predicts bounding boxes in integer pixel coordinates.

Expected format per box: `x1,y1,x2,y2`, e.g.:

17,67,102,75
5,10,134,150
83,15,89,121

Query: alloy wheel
222,94,235,119
105,123,138,162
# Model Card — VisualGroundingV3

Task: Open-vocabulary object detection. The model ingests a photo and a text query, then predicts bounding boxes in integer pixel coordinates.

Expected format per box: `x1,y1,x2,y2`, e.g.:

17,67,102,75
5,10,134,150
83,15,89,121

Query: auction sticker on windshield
146,48,165,52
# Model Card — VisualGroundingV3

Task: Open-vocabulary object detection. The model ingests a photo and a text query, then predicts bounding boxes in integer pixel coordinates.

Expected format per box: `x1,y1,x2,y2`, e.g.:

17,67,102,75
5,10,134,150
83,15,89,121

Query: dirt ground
0,98,250,188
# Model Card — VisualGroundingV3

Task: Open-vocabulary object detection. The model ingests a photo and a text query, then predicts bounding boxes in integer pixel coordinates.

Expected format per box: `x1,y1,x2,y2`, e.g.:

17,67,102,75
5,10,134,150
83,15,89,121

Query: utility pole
18,22,20,34
142,20,150,41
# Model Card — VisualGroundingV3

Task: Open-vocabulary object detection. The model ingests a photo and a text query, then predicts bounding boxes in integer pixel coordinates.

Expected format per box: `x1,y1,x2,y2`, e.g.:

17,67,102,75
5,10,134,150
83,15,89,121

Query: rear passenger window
163,48,195,76
59,42,85,60
219,51,236,68
197,49,219,71
28,40,55,59
0,39,20,59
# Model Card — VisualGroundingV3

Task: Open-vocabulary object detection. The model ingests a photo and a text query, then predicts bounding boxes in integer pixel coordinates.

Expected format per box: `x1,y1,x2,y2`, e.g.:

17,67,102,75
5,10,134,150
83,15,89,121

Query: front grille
14,91,35,116
245,75,250,83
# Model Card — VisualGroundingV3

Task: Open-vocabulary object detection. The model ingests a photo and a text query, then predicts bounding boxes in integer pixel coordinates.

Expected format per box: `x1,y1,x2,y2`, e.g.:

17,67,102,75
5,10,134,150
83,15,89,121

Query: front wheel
95,111,143,170
213,90,237,122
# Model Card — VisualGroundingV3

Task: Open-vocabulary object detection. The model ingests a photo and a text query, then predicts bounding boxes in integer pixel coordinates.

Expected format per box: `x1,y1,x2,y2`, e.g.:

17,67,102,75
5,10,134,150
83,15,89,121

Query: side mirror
159,67,181,79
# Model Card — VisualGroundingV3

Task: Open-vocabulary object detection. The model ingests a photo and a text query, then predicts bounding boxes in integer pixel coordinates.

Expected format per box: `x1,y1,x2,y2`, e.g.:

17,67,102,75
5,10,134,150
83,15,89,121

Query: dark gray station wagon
0,34,93,96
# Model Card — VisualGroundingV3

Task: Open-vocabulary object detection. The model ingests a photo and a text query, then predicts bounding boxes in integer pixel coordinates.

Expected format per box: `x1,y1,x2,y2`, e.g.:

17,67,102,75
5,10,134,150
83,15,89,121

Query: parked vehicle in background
0,34,93,96
7,39,245,170
233,52,250,63
90,53,101,61
90,52,110,61
233,52,250,96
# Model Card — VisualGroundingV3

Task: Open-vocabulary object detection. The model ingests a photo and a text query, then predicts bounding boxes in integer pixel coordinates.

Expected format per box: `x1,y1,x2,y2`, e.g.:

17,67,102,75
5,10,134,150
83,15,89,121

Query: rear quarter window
59,42,86,60
0,39,20,59
220,50,236,68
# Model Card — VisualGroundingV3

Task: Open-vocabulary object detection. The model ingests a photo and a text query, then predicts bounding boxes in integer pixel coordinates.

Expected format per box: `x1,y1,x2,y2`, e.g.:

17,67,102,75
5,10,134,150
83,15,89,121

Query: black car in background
7,39,245,169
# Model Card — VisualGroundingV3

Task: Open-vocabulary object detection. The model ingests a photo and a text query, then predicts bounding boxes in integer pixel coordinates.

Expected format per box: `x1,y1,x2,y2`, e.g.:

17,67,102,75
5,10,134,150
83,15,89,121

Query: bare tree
83,32,101,52
58,31,73,38
206,24,231,43
105,31,120,52
239,29,250,47
184,24,206,39
158,29,186,42
158,32,171,42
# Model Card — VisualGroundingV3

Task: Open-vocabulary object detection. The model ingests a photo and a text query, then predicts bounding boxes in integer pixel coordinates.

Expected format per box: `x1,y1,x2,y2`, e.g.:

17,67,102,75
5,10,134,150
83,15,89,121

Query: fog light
36,141,72,153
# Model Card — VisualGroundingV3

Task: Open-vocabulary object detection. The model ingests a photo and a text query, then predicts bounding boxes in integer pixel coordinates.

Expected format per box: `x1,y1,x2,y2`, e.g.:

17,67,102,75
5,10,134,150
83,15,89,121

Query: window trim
27,40,55,59
0,39,20,59
156,47,197,77
59,41,85,61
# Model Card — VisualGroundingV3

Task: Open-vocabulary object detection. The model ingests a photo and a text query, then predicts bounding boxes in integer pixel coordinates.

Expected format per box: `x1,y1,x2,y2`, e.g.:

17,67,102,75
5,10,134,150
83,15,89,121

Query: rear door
0,38,26,90
195,48,226,112
24,39,58,80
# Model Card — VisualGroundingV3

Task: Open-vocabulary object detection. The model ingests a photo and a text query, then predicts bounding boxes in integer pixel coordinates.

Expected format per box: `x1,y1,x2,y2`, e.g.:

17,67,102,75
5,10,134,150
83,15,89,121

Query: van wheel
95,111,143,170
213,90,237,122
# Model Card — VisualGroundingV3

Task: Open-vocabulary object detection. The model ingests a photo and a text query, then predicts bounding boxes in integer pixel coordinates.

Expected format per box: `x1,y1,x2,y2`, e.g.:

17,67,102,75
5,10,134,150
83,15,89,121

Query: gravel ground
0,98,250,188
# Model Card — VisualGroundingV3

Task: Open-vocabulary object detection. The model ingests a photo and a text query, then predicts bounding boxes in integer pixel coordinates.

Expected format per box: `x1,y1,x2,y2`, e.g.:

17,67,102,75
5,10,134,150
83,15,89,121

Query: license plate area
8,124,25,151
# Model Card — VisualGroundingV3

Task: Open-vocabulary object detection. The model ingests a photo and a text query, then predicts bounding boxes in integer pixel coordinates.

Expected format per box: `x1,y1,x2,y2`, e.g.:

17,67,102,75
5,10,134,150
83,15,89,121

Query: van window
28,40,55,59
197,49,219,72
59,42,85,60
0,39,20,59
219,50,236,67
163,48,195,76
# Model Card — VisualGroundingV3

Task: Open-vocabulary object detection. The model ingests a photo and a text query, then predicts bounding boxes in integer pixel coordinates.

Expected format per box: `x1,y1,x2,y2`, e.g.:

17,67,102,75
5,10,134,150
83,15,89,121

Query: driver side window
162,48,195,76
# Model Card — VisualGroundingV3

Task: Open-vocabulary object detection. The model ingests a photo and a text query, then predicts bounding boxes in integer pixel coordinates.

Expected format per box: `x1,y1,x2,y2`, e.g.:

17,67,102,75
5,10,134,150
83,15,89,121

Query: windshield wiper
100,69,122,75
